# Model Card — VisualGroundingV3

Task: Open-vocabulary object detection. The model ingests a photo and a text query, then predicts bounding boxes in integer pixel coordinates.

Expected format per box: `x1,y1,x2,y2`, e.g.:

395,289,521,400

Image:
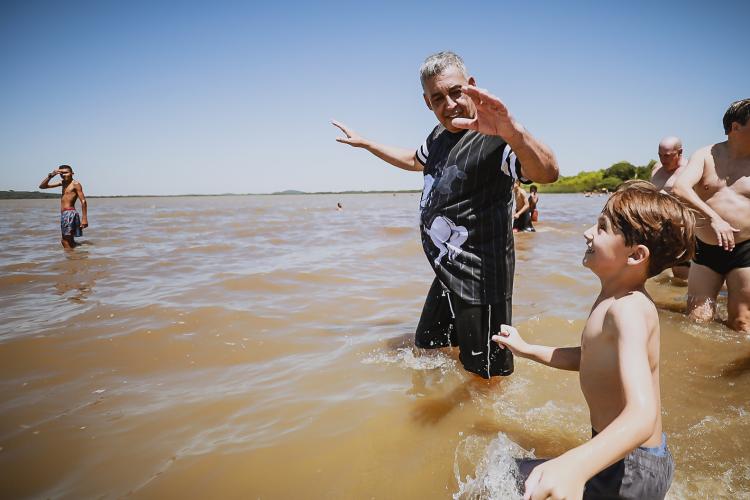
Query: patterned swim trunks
61,208,82,237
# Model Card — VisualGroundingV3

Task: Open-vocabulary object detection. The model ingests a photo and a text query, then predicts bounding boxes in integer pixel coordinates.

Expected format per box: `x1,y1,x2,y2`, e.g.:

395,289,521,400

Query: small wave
361,347,456,371
453,433,532,500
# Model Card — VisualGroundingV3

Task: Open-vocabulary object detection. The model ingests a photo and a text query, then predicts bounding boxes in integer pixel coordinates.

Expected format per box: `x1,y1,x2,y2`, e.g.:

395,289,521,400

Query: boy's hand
81,221,88,229
523,457,585,500
492,324,529,356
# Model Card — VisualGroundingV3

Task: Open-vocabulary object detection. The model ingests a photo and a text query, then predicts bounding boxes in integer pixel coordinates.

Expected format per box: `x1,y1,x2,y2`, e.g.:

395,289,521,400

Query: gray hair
419,51,468,89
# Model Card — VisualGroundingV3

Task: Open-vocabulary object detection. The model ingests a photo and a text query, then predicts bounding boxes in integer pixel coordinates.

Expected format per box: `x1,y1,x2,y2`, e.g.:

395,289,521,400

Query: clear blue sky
1,0,748,195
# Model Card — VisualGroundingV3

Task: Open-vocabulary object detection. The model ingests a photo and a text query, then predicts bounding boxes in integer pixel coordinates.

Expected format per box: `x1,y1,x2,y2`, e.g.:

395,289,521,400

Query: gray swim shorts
517,433,674,499
61,209,82,238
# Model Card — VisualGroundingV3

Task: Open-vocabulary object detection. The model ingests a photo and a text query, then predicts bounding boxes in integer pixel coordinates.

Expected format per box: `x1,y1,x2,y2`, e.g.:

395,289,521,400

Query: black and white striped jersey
416,125,528,305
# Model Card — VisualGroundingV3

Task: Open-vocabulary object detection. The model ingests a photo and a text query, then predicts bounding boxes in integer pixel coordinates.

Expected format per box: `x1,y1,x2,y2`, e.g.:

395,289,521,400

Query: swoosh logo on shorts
471,350,484,356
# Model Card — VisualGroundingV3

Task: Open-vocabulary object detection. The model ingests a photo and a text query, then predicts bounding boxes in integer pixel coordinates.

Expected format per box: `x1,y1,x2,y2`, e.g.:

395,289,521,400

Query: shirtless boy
494,181,694,499
39,165,88,248
673,99,750,331
651,136,690,279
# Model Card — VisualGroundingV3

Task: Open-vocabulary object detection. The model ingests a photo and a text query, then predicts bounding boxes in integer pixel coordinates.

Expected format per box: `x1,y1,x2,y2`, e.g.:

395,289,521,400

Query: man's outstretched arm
451,86,559,184
39,170,62,189
332,120,423,172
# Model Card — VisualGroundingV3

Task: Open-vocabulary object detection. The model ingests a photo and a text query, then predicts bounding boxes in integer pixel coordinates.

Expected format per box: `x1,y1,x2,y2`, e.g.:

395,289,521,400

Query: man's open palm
451,86,518,139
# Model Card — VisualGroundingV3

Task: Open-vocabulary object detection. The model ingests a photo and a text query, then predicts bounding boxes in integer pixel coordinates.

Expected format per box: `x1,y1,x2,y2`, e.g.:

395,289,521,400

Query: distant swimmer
332,51,559,379
673,99,750,332
651,136,690,280
495,181,694,499
512,181,534,232
38,165,88,249
529,184,539,223
336,202,343,211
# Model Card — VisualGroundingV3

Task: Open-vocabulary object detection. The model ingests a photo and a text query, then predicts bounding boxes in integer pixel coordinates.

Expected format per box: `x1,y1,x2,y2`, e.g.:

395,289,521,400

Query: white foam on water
362,346,457,371
452,432,533,500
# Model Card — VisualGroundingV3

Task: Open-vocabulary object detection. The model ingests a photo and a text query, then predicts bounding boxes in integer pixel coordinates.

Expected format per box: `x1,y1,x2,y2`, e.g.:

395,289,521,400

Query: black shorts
415,277,514,379
693,238,750,275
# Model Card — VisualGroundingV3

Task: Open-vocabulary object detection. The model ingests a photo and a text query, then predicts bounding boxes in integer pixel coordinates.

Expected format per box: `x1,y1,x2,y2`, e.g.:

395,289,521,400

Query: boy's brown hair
602,180,695,277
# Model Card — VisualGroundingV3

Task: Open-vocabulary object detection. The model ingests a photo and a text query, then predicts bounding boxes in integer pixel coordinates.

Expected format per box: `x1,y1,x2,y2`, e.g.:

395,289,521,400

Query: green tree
604,161,636,181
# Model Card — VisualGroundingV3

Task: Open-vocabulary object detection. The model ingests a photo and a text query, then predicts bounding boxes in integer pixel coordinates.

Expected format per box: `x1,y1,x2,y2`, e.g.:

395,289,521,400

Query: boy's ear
627,244,650,266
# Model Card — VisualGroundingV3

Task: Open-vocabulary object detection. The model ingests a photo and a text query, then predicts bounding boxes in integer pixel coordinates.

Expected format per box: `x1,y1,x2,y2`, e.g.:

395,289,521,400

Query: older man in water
651,136,690,279
651,136,687,193
673,99,750,332
332,51,558,379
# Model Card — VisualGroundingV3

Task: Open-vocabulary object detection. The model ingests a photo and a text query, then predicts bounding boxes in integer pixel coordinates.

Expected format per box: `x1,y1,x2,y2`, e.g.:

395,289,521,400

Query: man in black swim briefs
332,52,558,377
674,98,750,332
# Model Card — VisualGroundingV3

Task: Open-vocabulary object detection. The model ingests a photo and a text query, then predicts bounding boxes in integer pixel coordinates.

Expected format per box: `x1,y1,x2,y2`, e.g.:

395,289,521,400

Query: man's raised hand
332,120,369,148
451,86,521,140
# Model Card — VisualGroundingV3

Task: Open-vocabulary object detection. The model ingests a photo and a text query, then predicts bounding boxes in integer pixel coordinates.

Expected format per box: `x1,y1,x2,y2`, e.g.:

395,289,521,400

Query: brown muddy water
0,194,748,499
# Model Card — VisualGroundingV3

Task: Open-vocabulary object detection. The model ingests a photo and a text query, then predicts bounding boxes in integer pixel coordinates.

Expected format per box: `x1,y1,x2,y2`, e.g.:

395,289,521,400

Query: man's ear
423,93,432,111
628,245,650,266
468,76,476,87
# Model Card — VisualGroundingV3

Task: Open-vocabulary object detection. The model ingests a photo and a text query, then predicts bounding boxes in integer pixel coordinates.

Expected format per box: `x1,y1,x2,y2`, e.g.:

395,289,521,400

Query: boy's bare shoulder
603,292,657,340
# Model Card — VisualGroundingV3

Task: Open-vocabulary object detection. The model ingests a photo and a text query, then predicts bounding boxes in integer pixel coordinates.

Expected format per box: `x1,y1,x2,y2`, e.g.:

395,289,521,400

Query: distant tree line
536,160,657,193
0,190,59,199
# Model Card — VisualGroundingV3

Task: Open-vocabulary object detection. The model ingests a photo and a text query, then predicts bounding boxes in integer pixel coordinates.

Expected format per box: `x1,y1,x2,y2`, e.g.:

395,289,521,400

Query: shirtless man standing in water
39,165,88,248
673,99,750,332
651,136,690,280
651,136,687,194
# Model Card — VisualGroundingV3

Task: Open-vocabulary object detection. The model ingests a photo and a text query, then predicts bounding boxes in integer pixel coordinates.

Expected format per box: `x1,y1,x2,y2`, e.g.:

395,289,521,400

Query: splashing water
453,432,533,500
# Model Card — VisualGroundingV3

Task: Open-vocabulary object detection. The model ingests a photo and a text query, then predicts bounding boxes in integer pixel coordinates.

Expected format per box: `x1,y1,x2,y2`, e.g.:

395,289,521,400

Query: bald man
651,136,690,279
650,136,687,193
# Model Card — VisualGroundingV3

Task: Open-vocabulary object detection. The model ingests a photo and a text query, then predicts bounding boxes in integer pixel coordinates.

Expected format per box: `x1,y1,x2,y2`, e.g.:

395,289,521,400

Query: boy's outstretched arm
521,302,657,500
493,325,580,371
39,169,62,189
331,120,423,172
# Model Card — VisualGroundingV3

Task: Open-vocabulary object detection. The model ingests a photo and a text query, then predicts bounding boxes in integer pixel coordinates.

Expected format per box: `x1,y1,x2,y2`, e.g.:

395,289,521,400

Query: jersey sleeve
415,128,437,167
499,143,530,183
